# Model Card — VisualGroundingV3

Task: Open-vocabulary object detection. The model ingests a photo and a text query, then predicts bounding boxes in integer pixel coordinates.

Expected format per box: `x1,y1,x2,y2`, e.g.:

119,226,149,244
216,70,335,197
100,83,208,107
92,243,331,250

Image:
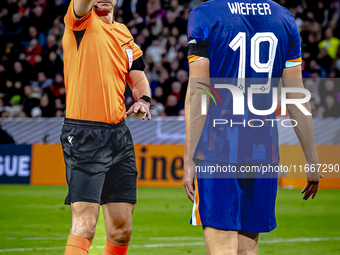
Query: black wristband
139,95,151,104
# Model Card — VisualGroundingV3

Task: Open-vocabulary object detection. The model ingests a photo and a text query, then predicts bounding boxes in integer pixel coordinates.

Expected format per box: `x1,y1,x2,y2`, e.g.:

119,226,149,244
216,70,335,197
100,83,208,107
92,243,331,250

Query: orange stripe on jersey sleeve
194,178,202,226
188,55,203,64
119,23,143,61
287,57,302,62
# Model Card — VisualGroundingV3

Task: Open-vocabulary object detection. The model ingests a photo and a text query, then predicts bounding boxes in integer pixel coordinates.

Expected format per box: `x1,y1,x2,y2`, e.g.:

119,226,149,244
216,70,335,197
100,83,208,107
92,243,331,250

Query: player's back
189,0,300,80
188,0,302,164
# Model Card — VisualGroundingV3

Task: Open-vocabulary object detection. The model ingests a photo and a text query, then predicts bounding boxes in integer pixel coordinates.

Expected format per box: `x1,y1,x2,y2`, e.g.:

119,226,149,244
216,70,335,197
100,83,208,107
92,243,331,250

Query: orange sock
102,239,129,255
65,234,91,255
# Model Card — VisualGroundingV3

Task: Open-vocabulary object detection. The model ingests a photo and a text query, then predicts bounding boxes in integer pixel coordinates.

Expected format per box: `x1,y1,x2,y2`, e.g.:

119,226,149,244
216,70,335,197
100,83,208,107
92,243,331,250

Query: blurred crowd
282,0,340,117
0,0,339,118
0,0,67,118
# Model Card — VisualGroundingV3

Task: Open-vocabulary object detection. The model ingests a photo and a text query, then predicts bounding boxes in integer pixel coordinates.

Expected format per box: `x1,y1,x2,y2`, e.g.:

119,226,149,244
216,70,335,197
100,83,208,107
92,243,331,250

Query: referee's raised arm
73,0,93,17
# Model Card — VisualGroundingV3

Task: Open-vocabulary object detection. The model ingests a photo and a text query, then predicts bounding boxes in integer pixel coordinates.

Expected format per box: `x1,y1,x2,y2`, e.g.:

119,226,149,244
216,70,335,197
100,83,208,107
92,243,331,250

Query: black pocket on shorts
70,128,111,161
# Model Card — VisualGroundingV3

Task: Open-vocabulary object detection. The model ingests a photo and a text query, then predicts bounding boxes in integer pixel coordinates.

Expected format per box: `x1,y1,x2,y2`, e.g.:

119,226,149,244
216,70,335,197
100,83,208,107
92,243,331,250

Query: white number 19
229,32,278,93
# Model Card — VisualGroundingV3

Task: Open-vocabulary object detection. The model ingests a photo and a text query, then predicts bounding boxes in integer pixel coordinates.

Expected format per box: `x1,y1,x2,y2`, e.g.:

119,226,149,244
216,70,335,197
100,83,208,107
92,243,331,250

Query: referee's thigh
102,203,135,246
70,202,100,241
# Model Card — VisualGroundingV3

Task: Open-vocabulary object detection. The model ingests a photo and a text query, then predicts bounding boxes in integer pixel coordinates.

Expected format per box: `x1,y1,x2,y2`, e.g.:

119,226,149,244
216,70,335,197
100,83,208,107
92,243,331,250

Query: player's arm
282,65,322,200
126,67,152,120
73,0,93,17
184,58,210,203
184,8,211,202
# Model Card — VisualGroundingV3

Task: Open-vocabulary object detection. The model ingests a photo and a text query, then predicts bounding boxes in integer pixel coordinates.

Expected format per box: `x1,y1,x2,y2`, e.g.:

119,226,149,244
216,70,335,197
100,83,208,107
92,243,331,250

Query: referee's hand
126,102,152,120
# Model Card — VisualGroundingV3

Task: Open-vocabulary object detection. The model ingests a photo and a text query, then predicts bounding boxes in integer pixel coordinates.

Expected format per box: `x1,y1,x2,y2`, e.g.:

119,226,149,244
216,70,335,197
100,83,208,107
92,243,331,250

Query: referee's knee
70,216,97,241
107,225,132,246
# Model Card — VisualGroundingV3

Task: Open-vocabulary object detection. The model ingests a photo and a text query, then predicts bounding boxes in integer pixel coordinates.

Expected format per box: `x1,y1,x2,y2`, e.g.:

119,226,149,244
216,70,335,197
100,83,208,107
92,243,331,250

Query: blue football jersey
188,0,302,164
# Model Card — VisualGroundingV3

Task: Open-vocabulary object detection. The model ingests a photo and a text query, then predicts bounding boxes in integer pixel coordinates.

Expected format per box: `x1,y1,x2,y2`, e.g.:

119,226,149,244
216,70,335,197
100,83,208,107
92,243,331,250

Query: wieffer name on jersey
228,2,271,16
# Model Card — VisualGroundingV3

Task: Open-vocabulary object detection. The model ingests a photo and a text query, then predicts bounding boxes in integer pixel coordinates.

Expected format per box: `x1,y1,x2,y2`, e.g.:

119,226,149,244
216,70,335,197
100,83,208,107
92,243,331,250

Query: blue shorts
191,162,278,233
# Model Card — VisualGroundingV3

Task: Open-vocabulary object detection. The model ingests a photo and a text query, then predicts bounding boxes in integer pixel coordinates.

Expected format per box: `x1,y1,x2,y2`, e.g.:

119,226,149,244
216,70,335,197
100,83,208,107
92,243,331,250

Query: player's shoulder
189,0,220,26
267,0,295,21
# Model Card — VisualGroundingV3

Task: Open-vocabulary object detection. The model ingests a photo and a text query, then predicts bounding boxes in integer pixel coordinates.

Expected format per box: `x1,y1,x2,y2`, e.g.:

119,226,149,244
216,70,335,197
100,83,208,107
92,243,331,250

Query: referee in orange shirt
61,1,151,254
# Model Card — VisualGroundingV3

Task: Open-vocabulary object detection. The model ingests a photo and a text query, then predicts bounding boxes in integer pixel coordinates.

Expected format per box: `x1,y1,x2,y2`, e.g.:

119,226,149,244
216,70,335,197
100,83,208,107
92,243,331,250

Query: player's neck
95,10,114,24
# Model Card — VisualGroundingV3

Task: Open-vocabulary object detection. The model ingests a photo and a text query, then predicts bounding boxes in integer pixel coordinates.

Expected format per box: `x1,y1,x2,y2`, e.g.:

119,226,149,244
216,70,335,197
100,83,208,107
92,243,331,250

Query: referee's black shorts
60,118,138,205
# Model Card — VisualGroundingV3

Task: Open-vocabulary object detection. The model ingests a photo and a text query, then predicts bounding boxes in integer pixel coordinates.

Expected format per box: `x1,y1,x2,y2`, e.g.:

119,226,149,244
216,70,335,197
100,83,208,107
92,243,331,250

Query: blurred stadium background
0,0,340,254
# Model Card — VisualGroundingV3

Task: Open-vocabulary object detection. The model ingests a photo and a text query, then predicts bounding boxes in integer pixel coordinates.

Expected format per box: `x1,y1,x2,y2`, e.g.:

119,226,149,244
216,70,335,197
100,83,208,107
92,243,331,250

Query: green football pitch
0,186,339,255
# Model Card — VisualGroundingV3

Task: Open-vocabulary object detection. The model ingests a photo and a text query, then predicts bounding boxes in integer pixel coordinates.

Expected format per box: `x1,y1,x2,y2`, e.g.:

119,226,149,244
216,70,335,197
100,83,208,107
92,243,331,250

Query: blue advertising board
0,145,31,184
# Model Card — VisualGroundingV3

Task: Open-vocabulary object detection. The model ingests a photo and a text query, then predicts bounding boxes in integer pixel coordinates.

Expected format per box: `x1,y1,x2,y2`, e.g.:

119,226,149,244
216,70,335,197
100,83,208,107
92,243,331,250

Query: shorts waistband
64,118,125,129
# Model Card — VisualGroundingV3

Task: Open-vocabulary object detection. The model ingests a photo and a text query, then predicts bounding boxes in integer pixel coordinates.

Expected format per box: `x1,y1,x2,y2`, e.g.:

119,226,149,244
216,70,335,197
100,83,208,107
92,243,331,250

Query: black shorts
60,118,138,205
